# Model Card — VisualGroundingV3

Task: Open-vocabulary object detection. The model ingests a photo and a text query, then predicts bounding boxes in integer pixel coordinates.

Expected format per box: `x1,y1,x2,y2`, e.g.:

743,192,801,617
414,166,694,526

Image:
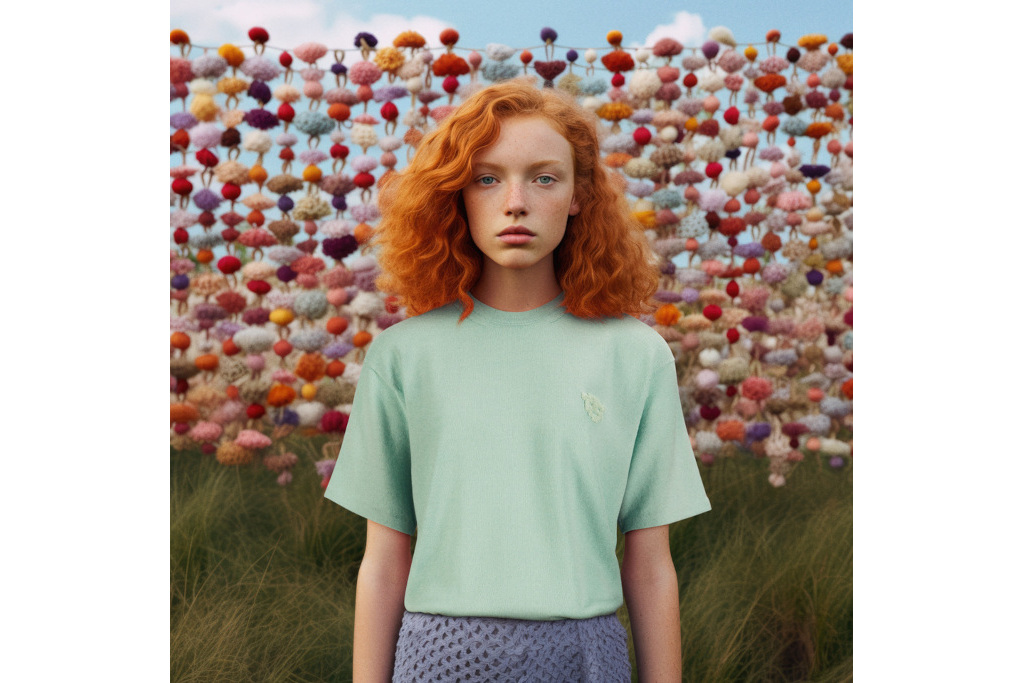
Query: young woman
324,79,711,682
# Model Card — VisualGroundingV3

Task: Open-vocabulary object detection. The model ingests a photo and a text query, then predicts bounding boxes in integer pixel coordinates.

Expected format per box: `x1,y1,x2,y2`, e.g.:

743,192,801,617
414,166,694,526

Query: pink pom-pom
293,42,329,64
246,354,266,372
236,429,273,449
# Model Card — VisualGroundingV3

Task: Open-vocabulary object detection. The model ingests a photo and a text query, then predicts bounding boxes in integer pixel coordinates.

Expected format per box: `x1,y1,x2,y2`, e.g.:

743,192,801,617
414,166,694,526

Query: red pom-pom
744,188,760,205
247,280,272,295
723,106,740,125
683,73,698,88
248,27,269,43
277,102,295,122
742,258,761,274
223,338,240,356
601,50,634,73
171,178,193,196
221,227,240,243
320,410,349,433
725,280,739,297
725,386,737,397
330,144,349,159
703,304,722,321
520,49,533,64
279,51,293,68
174,378,189,394
380,101,399,120
385,295,400,314
723,198,741,214
217,255,241,274
699,405,721,421
279,147,295,161
274,339,293,357
173,228,189,245
705,162,723,179
611,72,625,87
195,148,219,167
844,308,852,326
221,183,241,200
632,127,652,145
442,74,460,93
439,28,460,46
787,136,796,147
247,404,266,419
726,328,740,343
353,172,375,188
200,443,216,455
198,211,216,227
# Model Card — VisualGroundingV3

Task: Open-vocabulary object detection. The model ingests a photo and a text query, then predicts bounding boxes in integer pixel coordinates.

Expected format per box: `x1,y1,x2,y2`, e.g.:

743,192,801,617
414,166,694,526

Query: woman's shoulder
569,312,675,365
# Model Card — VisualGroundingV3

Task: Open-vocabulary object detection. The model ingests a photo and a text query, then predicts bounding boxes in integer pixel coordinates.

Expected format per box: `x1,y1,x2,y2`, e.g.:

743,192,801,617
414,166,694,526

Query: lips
498,226,535,236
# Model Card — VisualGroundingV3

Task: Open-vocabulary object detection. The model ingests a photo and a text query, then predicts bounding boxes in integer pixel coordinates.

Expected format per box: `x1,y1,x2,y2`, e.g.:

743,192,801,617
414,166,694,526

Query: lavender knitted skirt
391,610,631,682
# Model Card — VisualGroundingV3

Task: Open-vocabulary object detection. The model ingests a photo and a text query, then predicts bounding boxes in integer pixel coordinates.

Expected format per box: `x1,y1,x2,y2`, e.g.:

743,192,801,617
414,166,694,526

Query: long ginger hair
373,79,659,321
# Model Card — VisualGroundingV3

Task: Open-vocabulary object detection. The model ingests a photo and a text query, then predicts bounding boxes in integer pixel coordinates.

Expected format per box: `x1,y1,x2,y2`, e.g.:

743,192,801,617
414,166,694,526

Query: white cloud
170,0,452,53
638,11,707,49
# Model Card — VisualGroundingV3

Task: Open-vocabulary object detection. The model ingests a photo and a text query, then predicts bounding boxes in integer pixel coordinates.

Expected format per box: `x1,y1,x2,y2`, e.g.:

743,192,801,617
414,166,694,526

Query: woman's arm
621,524,682,682
353,520,413,683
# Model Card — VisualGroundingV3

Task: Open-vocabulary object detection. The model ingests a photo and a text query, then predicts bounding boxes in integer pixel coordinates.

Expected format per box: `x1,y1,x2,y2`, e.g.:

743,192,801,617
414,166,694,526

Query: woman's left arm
621,524,682,683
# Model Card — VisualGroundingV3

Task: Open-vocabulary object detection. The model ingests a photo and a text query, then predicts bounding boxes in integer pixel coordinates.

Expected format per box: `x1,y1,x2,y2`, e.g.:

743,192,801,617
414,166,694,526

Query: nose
504,182,527,217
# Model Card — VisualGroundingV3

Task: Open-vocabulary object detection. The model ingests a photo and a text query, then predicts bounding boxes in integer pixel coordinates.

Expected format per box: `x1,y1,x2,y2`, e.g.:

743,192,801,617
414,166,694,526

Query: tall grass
171,444,851,682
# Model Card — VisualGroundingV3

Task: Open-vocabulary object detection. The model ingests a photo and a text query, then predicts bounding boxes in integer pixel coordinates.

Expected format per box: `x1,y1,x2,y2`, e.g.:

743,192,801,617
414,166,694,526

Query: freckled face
462,116,580,278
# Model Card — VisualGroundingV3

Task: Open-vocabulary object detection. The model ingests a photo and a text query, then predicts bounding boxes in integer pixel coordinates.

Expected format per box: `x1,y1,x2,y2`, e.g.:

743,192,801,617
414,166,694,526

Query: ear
569,195,580,217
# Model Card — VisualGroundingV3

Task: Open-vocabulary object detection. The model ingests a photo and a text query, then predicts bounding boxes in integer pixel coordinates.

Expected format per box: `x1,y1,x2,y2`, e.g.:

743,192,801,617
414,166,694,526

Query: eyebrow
472,160,569,172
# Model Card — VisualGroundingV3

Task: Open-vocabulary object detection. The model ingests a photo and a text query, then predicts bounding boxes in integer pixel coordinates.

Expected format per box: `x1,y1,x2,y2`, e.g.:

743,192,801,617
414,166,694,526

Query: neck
471,261,562,312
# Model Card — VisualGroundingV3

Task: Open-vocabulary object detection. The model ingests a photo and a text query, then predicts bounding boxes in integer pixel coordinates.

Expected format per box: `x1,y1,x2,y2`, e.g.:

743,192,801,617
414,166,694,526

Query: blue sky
171,0,852,53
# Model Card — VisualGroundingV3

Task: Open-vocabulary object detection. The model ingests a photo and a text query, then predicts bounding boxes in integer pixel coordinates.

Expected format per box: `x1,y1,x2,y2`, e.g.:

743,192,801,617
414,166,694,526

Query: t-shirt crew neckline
467,291,567,326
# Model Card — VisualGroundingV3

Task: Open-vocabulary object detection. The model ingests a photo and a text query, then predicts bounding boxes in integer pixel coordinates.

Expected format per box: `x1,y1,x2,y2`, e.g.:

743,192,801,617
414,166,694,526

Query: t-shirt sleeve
323,361,416,535
618,358,711,533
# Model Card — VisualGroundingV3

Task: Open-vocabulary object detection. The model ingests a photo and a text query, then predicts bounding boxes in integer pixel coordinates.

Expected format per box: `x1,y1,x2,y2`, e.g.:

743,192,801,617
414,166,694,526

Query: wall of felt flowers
170,26,853,488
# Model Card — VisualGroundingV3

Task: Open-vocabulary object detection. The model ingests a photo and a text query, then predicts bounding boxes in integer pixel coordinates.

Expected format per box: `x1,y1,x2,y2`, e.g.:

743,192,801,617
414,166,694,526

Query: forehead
472,116,573,167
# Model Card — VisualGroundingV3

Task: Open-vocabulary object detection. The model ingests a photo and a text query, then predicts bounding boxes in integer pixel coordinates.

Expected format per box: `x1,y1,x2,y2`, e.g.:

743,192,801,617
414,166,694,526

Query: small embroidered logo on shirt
581,392,604,423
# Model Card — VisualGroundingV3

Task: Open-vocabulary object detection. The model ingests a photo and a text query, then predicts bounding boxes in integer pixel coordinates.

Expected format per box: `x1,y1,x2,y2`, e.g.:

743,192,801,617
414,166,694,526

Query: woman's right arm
353,519,413,683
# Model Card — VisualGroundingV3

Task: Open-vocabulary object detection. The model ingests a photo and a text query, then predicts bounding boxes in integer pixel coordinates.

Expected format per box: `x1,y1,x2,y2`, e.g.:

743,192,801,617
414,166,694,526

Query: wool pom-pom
216,442,253,466
649,145,686,169
732,242,765,259
819,397,852,418
238,55,282,82
191,55,228,80
741,376,770,403
695,430,723,454
188,231,224,250
292,401,326,428
716,357,748,384
621,179,652,199
798,413,831,436
718,171,748,197
622,158,659,180
170,210,199,230
534,60,567,82
717,49,746,74
484,43,516,61
697,189,728,212
694,368,719,390
647,188,682,209
627,69,661,99
233,326,276,354
675,267,709,288
291,111,334,138
432,53,470,77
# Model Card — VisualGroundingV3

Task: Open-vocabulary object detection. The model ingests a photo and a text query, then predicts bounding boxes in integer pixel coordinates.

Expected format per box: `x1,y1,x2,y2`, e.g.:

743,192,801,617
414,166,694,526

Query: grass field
171,439,852,682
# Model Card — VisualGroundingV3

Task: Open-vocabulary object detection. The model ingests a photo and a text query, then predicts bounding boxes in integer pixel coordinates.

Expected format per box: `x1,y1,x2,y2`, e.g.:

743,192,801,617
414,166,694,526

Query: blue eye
537,176,555,185
478,176,497,186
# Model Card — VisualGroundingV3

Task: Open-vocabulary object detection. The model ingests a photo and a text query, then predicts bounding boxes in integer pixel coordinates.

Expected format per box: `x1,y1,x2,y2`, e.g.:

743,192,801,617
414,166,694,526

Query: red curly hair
373,79,658,322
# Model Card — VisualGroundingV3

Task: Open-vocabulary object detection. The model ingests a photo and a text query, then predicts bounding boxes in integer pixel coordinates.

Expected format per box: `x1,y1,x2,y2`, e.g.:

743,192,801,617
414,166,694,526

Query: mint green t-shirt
323,291,711,620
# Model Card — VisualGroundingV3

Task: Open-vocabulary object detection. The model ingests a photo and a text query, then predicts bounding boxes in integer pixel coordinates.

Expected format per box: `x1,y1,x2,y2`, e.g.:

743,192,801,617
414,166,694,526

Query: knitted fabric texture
391,611,631,682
